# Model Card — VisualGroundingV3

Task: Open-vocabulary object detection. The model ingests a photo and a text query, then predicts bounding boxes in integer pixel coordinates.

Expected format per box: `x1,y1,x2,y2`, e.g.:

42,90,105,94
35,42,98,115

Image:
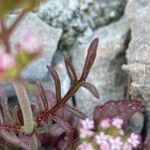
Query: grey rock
7,12,62,80
122,0,150,132
29,51,71,104
36,0,127,51
125,0,150,37
128,112,144,133
43,51,70,97
0,12,62,96
123,0,150,111
72,18,129,117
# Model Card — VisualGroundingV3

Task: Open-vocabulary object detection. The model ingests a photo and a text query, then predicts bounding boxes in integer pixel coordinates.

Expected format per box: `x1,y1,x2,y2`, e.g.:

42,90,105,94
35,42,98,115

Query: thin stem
126,72,131,100
12,77,34,133
8,10,27,35
0,20,11,53
0,10,27,49
36,80,83,126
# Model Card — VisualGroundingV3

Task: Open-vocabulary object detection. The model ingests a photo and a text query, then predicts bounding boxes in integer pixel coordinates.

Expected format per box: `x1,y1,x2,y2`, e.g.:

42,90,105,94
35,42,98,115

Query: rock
0,12,62,96
43,51,70,97
122,0,150,132
72,17,129,117
7,12,62,80
29,51,71,103
123,0,150,110
128,112,144,133
36,0,127,51
125,0,150,37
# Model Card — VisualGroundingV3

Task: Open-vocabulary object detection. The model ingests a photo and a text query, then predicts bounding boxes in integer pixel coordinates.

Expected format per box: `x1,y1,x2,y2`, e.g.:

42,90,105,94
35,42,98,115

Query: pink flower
81,118,94,130
119,129,124,136
100,142,110,150
122,142,132,150
127,133,140,148
79,128,94,138
100,118,111,129
18,29,41,54
112,118,124,129
77,143,94,150
95,132,109,145
109,136,123,150
0,51,16,71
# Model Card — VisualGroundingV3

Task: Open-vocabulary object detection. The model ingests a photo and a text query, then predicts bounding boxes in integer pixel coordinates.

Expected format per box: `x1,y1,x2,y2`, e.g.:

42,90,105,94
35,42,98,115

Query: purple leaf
82,82,100,99
47,65,61,101
93,100,144,128
80,38,99,81
36,90,56,113
64,57,78,82
64,104,87,119
36,80,49,111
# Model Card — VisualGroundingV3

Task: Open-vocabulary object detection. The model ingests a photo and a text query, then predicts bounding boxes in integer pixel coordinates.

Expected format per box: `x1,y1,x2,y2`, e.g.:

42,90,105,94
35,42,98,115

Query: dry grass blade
0,90,12,122
82,82,100,99
47,65,61,101
36,80,49,111
64,57,78,82
80,38,99,81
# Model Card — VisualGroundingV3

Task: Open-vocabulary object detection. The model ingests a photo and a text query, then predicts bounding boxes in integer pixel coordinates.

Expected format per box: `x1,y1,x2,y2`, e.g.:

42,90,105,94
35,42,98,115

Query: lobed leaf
93,100,144,128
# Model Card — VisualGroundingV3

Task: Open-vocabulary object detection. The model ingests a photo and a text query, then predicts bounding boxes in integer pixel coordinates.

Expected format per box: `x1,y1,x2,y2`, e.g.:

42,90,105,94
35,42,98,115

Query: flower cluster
0,50,16,73
0,29,41,80
77,118,141,150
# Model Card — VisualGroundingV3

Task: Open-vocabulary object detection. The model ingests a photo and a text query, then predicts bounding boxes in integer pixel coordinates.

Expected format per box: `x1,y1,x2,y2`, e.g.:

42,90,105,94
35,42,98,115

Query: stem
8,10,27,35
0,10,27,49
12,78,34,133
36,81,83,126
0,19,11,53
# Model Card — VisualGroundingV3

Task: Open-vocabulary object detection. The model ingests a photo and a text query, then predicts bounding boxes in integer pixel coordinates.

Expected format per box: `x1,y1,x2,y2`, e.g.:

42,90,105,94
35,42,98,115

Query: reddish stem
36,81,83,126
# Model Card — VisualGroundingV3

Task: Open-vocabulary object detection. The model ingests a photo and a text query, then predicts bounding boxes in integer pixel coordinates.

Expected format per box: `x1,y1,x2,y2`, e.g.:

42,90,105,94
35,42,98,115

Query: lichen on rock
36,0,127,51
